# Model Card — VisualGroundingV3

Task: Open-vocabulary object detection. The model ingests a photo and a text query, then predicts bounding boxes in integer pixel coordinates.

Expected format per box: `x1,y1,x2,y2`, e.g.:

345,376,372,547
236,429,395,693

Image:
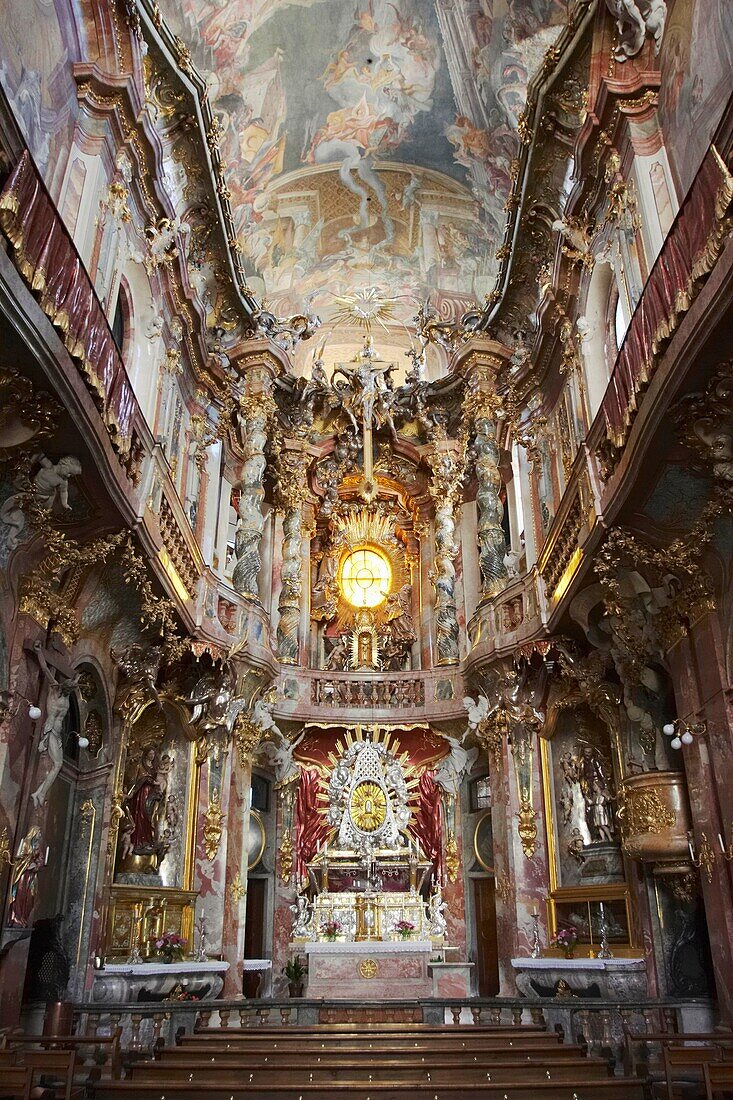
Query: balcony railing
601,144,733,454
0,150,138,456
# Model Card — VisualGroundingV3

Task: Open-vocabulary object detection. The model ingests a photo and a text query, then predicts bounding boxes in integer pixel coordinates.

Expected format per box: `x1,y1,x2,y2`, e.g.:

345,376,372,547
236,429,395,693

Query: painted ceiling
157,0,569,334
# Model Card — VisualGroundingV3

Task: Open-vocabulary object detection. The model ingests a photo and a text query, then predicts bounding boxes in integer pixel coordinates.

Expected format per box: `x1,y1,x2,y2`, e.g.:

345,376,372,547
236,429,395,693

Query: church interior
0,0,732,1095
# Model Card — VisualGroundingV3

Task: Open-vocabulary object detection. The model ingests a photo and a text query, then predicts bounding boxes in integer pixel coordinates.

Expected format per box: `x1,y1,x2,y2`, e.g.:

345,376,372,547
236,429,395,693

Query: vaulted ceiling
157,0,570,337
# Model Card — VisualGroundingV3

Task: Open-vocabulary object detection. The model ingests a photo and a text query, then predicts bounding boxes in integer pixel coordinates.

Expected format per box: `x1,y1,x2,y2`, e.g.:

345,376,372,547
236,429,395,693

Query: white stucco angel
426,882,448,939
258,727,305,787
1,454,82,549
463,694,490,732
433,731,478,797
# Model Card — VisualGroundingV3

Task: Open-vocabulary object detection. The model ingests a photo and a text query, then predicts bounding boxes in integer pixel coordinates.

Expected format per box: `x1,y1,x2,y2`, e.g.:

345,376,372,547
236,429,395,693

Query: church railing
274,668,467,722
599,144,733,460
69,995,714,1067
0,150,140,461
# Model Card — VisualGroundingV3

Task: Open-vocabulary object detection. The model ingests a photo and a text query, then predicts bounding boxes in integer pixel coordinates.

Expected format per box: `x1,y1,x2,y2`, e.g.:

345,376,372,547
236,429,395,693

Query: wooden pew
127,1055,611,1087
93,1078,647,1099
157,1043,587,1067
703,1061,733,1099
7,1033,122,1083
19,1050,79,1100
0,1065,32,1100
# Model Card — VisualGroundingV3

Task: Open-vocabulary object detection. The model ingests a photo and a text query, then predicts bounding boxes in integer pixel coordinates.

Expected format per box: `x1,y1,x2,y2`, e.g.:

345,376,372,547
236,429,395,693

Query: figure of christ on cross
331,336,398,501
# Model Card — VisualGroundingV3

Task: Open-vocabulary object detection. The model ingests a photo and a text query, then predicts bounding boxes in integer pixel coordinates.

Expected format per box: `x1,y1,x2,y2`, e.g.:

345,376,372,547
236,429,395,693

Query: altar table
303,939,433,999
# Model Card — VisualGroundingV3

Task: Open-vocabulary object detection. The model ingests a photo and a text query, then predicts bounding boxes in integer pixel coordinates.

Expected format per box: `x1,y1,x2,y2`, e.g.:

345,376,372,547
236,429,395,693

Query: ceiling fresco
157,0,569,329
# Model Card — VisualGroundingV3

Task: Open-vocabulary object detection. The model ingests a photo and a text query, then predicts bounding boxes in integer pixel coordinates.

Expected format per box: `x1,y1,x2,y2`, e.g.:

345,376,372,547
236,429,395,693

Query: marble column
232,387,275,601
221,756,252,998
474,415,509,599
666,610,733,1025
274,445,309,665
427,444,463,665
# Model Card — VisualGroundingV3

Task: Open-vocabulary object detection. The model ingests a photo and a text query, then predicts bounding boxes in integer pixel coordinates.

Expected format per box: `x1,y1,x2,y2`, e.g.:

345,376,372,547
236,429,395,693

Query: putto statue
426,881,448,939
290,891,314,939
433,732,478,797
605,0,667,61
0,453,82,549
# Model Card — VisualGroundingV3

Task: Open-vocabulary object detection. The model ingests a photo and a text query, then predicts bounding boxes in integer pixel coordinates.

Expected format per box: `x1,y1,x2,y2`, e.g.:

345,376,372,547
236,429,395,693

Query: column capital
452,336,514,385
227,337,289,386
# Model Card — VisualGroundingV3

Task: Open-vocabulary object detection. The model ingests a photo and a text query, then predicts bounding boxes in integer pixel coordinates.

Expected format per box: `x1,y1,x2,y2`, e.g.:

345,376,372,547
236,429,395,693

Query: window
339,547,392,609
112,292,125,352
470,775,492,813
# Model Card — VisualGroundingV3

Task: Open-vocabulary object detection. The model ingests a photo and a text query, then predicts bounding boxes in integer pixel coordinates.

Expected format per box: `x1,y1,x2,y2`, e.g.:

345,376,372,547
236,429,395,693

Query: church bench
92,1078,648,1099
157,1043,588,1065
127,1055,611,1086
7,1034,122,1082
175,1033,564,1051
191,1024,549,1036
0,1065,32,1100
14,1050,81,1100
623,1029,733,1078
703,1062,733,1098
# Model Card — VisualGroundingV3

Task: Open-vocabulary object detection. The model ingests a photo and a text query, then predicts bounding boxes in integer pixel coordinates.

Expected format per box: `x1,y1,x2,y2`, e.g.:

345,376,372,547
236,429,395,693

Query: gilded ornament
230,871,246,904
279,832,293,885
232,712,264,770
617,786,675,846
444,831,459,882
0,827,11,872
496,871,511,904
203,789,223,862
358,958,378,979
690,832,716,884
516,790,538,858
350,781,388,833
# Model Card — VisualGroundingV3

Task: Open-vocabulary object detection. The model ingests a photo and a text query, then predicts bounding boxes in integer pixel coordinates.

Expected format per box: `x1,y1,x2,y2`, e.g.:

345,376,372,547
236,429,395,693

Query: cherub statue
31,646,80,807
463,695,490,732
426,882,448,939
0,454,82,549
605,0,667,60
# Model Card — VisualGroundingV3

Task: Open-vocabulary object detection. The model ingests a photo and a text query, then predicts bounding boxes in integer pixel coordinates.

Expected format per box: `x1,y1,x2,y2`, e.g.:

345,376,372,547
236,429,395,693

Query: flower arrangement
319,919,342,941
552,925,578,958
152,931,187,963
395,919,415,939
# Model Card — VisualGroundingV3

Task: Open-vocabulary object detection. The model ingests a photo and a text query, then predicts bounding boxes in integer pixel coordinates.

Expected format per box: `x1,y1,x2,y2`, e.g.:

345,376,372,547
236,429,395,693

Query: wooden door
473,877,499,995
242,878,266,997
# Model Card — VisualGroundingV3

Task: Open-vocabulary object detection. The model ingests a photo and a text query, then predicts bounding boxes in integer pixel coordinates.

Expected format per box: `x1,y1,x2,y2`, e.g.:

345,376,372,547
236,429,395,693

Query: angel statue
185,662,239,755
290,892,314,939
463,695,490,732
426,882,448,939
433,732,478,797
258,727,306,787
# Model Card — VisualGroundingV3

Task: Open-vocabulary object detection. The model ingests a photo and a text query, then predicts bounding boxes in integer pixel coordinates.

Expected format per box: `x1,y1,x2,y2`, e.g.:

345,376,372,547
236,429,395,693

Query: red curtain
411,771,443,880
294,768,331,882
602,147,733,449
0,151,136,451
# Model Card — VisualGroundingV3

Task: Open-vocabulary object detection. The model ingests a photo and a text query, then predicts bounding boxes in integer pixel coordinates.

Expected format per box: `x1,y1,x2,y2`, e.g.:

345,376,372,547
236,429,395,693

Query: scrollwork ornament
516,789,538,858
203,789,224,861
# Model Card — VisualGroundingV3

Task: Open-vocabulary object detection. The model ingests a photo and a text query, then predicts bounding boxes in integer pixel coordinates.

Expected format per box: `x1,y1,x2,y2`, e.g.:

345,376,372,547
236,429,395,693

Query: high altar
288,731,458,999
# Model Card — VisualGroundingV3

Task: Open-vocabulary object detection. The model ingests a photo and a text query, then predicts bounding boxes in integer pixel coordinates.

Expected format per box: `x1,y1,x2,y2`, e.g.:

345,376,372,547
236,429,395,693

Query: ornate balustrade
601,145,733,458
274,668,465,723
0,151,139,457
70,995,714,1068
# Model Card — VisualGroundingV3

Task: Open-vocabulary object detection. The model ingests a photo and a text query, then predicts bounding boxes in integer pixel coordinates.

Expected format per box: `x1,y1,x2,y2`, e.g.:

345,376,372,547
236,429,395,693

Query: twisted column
274,446,309,664
427,445,463,665
474,415,509,599
232,390,274,599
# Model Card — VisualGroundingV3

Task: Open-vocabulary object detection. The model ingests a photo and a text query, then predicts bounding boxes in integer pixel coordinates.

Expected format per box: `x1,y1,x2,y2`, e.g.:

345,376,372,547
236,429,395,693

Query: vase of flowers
152,931,187,963
552,925,578,959
319,920,342,942
395,920,415,940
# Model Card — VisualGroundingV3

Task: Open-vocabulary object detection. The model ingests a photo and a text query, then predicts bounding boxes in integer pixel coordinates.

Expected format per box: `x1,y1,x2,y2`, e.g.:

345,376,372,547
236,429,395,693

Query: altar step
92,1023,648,1100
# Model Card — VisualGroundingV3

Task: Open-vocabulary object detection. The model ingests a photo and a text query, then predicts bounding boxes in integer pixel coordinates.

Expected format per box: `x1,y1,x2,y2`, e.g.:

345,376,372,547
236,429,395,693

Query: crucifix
332,337,397,501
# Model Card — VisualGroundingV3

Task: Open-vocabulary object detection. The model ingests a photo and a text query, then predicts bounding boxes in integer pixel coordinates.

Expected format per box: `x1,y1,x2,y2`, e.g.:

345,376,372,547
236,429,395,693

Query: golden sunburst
330,287,398,332
350,781,387,832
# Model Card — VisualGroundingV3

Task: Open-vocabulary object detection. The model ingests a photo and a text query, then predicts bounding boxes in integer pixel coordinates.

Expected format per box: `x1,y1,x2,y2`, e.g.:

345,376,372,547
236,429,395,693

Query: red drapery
0,151,136,451
410,771,443,880
602,146,733,450
294,768,332,883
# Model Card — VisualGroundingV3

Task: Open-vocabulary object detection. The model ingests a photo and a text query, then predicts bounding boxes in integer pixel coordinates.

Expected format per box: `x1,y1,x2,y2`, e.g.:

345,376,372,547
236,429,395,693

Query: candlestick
597,902,613,959
530,912,541,959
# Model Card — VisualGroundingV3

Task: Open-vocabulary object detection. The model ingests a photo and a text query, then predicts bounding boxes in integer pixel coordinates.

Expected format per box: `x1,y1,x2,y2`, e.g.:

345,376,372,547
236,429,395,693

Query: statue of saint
9,826,45,927
118,745,167,870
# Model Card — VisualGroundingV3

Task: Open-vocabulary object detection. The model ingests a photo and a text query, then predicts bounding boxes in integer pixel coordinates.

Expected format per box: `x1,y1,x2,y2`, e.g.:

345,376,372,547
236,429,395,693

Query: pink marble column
221,756,251,998
667,611,733,1025
193,752,232,958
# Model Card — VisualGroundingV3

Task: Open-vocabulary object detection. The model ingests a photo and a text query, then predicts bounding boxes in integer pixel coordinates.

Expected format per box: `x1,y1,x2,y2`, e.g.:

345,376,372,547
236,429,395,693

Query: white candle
718,833,726,854
44,847,49,865
687,834,695,861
